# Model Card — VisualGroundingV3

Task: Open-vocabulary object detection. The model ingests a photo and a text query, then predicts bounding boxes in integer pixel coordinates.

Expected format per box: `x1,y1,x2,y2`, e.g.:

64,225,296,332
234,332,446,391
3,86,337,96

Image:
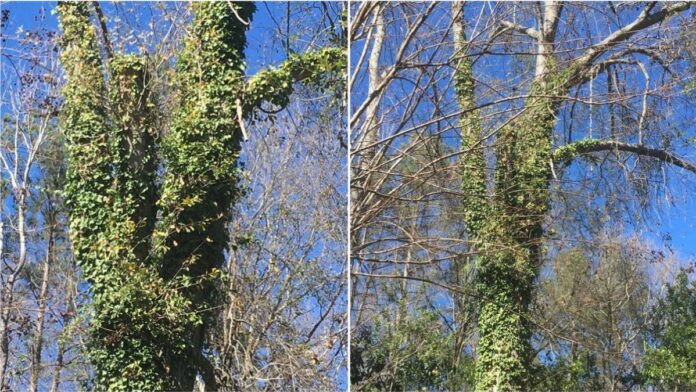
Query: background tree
642,269,696,389
534,233,676,391
1,12,89,391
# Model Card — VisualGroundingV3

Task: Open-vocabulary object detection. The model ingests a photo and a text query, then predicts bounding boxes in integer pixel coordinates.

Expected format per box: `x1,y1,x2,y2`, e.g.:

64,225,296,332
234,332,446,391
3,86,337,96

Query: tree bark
30,212,54,392
0,191,28,390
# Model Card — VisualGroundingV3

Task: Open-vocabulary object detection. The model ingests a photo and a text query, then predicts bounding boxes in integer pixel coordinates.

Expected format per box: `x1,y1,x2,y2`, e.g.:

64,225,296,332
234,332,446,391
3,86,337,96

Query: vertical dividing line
345,1,352,389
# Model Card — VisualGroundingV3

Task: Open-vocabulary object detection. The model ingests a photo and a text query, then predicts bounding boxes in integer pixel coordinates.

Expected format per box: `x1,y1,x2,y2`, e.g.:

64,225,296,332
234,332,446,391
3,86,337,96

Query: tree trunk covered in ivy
471,84,557,391
155,2,255,389
58,2,255,389
454,3,566,390
455,2,694,390
57,1,343,390
58,3,198,389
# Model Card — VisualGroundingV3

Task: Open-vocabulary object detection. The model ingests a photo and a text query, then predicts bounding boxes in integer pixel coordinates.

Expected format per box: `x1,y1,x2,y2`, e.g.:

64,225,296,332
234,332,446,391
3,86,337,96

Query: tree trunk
0,192,28,390
0,218,6,391
459,3,563,389
30,211,54,392
352,3,385,221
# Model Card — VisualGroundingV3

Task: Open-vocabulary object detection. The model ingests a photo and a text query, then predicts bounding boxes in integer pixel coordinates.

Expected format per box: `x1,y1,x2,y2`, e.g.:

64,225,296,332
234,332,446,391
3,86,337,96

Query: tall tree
451,3,696,389
56,2,344,390
534,233,672,391
440,2,696,390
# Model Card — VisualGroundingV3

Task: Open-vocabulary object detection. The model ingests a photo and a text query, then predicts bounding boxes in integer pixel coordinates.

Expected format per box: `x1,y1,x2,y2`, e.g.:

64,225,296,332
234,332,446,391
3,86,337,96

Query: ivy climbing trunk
57,2,255,390
454,3,565,390
462,84,561,390
59,4,187,390
472,86,557,390
155,2,255,389
57,1,343,389
446,1,696,390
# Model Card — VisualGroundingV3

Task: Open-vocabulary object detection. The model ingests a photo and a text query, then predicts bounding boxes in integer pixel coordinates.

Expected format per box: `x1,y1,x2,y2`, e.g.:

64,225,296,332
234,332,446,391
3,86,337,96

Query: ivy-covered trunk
473,88,557,390
454,4,565,387
57,2,254,390
155,2,255,389
462,84,559,390
57,1,345,388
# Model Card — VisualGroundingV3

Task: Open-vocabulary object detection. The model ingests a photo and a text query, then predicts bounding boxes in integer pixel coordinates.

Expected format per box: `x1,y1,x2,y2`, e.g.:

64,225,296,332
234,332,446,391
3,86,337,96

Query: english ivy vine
455,34,578,390
57,2,344,390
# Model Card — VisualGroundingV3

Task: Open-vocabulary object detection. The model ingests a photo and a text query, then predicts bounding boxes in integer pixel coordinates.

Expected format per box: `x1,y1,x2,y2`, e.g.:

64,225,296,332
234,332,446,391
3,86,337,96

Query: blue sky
349,2,696,265
2,1,304,71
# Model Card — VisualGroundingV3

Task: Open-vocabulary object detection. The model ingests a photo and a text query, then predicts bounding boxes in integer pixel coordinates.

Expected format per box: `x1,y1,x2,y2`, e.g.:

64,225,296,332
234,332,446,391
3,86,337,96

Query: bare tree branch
569,2,691,86
499,20,541,41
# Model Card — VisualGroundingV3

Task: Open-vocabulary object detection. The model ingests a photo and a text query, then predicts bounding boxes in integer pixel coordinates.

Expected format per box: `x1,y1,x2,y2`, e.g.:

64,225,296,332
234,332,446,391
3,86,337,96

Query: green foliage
643,272,696,389
57,4,192,389
58,1,342,389
532,353,602,392
463,56,578,391
57,1,112,271
456,50,487,238
351,310,475,391
552,138,605,164
108,54,159,262
246,47,345,110
350,325,388,390
154,2,255,387
474,250,534,391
